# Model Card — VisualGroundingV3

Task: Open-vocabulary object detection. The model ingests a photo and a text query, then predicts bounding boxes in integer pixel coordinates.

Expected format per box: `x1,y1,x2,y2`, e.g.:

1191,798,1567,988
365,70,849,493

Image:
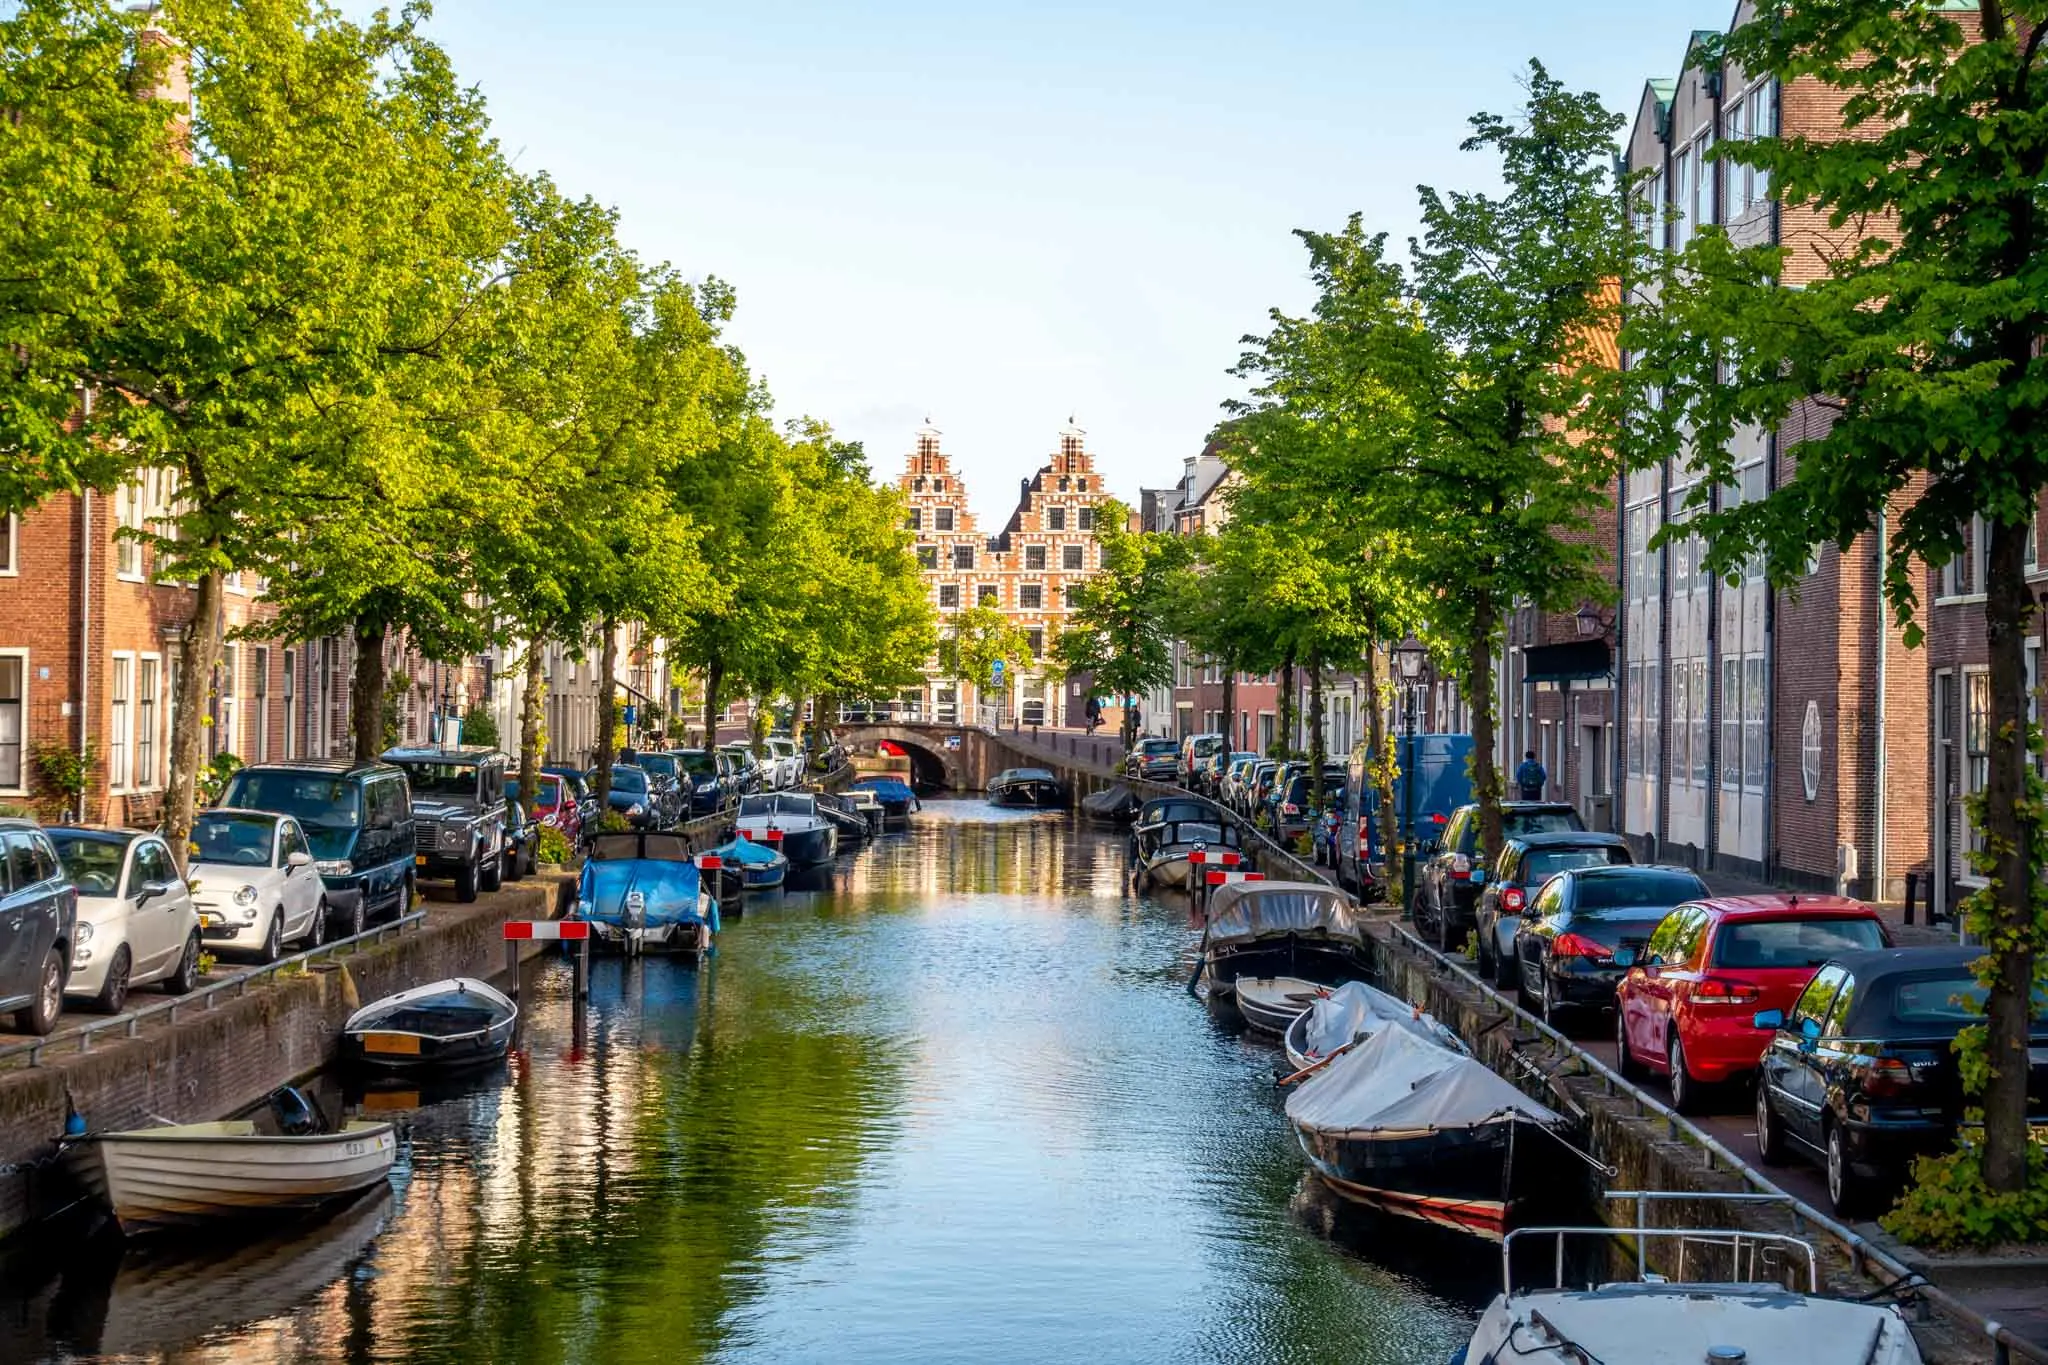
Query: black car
599,764,661,830
0,818,78,1035
1472,831,1634,988
1753,946,2048,1216
1126,738,1180,782
718,744,762,796
632,752,690,827
674,748,728,816
221,759,417,929
1413,801,1585,951
1271,767,1347,842
1505,864,1707,1023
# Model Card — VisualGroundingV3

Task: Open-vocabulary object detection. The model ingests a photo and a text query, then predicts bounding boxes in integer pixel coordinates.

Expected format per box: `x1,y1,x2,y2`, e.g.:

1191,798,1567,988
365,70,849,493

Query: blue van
218,759,416,938
1337,734,1474,900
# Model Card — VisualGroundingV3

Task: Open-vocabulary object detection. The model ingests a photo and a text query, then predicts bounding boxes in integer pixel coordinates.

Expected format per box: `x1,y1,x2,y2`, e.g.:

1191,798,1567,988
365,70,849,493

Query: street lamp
1393,636,1428,918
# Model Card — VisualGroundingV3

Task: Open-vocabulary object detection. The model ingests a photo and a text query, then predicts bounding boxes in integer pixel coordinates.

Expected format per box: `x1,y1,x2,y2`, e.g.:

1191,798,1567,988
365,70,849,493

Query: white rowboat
72,1120,396,1235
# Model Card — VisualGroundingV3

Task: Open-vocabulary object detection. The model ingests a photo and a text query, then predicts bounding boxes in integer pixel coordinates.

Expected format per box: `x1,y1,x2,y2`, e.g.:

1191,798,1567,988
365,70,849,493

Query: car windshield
1575,871,1707,910
1523,848,1621,881
678,752,717,777
222,771,362,828
397,763,480,798
192,812,278,867
1505,811,1581,836
49,832,131,894
611,767,649,793
638,755,678,777
510,776,562,809
1714,916,1887,969
1140,740,1178,756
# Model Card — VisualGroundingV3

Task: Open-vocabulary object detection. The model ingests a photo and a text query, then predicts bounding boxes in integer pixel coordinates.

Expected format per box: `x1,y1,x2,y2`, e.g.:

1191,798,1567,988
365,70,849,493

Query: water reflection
0,799,1479,1364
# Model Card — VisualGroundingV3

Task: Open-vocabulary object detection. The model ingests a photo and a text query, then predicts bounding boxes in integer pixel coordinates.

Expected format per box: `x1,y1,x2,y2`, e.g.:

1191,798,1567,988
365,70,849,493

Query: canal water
0,801,1493,1364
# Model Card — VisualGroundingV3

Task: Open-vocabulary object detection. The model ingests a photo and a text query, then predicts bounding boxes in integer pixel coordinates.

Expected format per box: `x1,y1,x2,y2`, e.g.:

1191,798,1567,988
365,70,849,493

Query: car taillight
1501,887,1525,914
1550,932,1612,961
1861,1055,1915,1098
1282,803,1299,815
1450,852,1471,880
1692,977,1762,1003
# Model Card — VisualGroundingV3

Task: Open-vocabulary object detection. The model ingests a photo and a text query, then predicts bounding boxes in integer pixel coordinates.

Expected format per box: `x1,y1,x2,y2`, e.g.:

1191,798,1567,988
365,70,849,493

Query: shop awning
1523,640,1612,685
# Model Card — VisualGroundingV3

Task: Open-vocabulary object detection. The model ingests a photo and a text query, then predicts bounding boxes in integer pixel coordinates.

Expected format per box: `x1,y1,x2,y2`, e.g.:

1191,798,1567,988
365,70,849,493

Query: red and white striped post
1186,847,1246,916
503,918,593,999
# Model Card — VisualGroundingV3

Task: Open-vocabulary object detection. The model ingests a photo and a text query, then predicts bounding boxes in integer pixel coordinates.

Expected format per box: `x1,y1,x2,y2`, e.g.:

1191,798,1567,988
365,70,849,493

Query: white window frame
281,648,297,760
0,649,27,794
135,652,162,792
252,645,270,763
109,651,135,791
0,512,17,576
115,481,146,581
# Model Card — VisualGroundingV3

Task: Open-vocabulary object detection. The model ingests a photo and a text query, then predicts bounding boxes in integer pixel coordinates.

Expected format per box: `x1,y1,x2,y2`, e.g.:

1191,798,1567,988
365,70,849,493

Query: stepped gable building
896,419,1107,728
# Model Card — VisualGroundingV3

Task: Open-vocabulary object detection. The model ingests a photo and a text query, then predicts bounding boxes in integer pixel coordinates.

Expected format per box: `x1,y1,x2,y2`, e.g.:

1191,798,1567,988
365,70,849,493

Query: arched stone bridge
834,722,1126,798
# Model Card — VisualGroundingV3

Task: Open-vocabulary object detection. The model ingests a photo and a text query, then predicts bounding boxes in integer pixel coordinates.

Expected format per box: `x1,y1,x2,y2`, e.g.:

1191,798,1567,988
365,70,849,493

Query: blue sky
413,2,1708,524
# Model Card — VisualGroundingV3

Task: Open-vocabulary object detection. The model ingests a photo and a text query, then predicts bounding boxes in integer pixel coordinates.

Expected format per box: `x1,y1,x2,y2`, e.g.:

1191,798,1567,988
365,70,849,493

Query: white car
766,738,803,790
188,808,330,961
47,828,201,1014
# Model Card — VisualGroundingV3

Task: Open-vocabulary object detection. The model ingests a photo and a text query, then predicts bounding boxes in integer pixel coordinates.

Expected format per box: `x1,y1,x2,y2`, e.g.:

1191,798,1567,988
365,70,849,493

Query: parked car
221,759,417,930
0,818,78,1034
1504,864,1707,1024
1336,732,1475,901
598,763,662,831
1614,894,1891,1113
1217,753,1261,811
1271,767,1347,843
541,765,601,841
187,809,329,962
500,796,537,882
1126,738,1181,782
671,748,728,816
46,827,201,1014
1238,759,1279,817
718,744,763,795
513,771,582,850
1471,831,1634,989
1413,800,1585,951
1753,946,2048,1215
632,752,690,826
384,747,511,904
1180,733,1225,790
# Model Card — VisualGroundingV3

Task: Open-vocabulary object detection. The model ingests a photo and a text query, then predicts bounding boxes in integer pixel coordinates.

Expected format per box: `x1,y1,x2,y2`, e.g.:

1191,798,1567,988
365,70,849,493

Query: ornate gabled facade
896,420,1107,727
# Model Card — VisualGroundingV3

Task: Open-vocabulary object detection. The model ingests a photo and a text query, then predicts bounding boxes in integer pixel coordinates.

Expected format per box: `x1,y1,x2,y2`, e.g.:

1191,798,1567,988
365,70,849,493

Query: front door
127,838,179,977
279,819,319,937
0,838,24,1002
1934,671,1955,924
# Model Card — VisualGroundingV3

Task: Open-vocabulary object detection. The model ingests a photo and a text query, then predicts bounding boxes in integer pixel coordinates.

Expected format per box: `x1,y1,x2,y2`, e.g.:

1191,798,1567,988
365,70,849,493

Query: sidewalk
1698,865,1961,947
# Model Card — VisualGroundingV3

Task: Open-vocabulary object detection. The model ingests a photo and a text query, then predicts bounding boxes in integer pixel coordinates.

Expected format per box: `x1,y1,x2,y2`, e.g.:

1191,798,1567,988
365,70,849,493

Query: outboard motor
268,1085,322,1137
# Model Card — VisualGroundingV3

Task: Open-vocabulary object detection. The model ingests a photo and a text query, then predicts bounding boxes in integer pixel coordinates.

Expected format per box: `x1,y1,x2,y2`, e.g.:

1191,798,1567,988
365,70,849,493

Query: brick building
1617,9,1930,902
897,420,1109,727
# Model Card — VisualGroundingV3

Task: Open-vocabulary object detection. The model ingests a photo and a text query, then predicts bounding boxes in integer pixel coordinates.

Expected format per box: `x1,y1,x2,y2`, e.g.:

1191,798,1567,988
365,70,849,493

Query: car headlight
233,885,259,907
439,827,463,848
316,859,353,876
628,803,645,817
75,921,94,946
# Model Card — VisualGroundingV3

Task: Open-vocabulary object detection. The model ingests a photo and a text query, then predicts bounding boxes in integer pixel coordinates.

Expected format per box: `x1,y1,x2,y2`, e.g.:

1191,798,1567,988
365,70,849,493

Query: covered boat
1079,785,1142,824
69,1090,396,1236
1287,1023,1560,1238
848,776,917,829
1198,881,1371,991
1131,798,1244,889
986,767,1067,809
340,977,517,1073
1281,979,1465,1072
574,832,719,955
734,793,838,867
710,835,788,891
812,792,874,844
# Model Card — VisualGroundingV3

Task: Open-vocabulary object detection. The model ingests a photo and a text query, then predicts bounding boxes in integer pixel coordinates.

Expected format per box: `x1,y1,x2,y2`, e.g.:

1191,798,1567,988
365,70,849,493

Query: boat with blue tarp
710,835,788,892
572,831,719,956
848,776,917,830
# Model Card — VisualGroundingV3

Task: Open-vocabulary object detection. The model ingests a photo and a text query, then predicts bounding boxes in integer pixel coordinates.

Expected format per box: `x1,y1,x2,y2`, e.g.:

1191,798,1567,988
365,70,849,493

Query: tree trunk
1277,651,1296,757
164,566,226,874
350,618,387,762
1979,517,2038,1193
1469,595,1504,882
518,638,545,822
1365,642,1400,901
751,692,769,754
1307,650,1327,810
701,656,724,758
594,618,619,809
1221,663,1237,753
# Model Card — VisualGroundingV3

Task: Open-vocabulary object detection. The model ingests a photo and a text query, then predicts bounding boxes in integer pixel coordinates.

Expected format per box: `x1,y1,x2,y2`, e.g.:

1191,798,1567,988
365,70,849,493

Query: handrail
0,911,429,1070
1504,1223,1822,1296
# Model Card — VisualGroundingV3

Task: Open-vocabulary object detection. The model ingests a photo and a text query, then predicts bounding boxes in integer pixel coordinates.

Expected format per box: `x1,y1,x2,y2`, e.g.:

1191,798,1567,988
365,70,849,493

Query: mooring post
505,939,520,998
577,932,591,1000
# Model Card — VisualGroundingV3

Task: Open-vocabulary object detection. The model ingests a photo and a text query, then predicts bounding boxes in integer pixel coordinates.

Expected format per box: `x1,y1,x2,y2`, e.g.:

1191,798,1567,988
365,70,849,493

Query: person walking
1085,696,1102,734
1514,750,1547,801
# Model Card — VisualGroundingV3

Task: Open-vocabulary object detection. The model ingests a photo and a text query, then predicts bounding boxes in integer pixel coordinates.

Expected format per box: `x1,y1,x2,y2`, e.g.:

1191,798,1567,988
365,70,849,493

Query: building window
978,585,998,606
952,544,975,570
252,646,269,763
137,656,159,790
1048,507,1066,531
215,643,238,760
1626,663,1644,778
1751,82,1775,200
0,512,15,575
0,653,24,791
916,546,938,570
1078,506,1094,531
1692,132,1714,233
939,584,959,609
1966,670,1991,857
1941,516,1984,598
116,480,145,579
1019,583,1042,609
1062,544,1084,571
935,507,955,532
1721,657,1742,789
110,653,134,790
1064,585,1082,609
1025,545,1045,570
1743,656,1766,791
282,649,297,760
906,508,922,531
1026,628,1043,657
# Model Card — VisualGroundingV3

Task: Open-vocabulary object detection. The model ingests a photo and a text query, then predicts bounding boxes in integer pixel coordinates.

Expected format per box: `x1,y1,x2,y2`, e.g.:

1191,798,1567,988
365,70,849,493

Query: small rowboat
1230,976,1328,1037
341,977,518,1073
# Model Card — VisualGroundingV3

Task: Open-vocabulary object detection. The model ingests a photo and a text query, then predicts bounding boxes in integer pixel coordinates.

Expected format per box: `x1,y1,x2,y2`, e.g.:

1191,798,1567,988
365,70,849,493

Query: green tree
939,602,1034,720
1056,499,1194,749
1624,1,2048,1202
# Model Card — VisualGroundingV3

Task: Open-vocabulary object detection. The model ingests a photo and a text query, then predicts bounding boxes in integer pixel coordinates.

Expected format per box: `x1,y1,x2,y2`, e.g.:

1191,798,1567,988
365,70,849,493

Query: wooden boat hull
340,977,518,1074
74,1121,396,1236
988,781,1065,808
343,1016,514,1073
1228,976,1325,1037
1292,1120,1530,1240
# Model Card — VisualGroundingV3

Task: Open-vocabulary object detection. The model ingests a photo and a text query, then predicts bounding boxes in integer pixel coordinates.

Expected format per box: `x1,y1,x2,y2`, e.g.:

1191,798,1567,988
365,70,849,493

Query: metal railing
1506,1220,1821,1295
0,911,429,1070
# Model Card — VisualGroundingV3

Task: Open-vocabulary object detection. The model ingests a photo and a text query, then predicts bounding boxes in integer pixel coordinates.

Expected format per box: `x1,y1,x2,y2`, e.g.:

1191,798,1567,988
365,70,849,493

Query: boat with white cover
1197,881,1372,999
1281,979,1467,1072
734,793,838,868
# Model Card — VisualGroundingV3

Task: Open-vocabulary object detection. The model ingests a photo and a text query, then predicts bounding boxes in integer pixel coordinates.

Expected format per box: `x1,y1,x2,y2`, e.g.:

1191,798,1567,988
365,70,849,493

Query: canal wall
0,878,569,1242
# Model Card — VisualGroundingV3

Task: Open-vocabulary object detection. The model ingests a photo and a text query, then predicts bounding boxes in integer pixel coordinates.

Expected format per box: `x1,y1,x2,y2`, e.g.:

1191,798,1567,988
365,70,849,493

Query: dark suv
0,819,78,1035
221,759,417,933
382,747,510,904
1414,801,1584,951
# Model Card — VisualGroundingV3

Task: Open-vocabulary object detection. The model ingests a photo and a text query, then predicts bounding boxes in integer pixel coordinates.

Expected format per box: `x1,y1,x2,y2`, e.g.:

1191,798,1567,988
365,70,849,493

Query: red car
514,771,581,850
1613,894,1890,1113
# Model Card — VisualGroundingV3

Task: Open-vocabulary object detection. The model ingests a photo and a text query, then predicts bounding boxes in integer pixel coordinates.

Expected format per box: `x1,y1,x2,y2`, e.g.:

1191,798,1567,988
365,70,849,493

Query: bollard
577,932,591,1000
504,939,520,997
1903,870,1919,926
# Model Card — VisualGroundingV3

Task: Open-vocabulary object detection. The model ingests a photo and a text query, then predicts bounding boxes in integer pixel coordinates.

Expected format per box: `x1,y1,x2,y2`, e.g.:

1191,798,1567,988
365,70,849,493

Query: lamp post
1394,635,1428,918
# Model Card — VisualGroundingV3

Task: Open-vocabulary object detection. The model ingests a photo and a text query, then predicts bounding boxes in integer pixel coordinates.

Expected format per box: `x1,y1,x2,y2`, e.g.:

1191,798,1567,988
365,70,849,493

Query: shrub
1883,1142,2048,1249
460,703,499,749
597,811,629,834
197,752,243,806
536,826,572,864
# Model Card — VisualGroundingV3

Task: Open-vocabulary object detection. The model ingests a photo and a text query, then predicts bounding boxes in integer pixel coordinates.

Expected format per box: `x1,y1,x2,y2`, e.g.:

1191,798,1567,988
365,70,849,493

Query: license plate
361,1089,421,1112
362,1032,421,1056
415,855,428,866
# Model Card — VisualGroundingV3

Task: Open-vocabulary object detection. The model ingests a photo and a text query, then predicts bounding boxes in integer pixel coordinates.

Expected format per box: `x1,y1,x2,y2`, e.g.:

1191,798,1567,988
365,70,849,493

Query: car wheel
456,858,480,903
1667,1031,1703,1115
479,850,503,893
1826,1119,1879,1218
17,948,65,1035
92,945,131,1015
503,848,524,884
1540,973,1569,1032
260,909,284,964
1615,1009,1645,1081
1475,929,1494,979
341,893,368,938
306,899,330,949
163,932,200,996
1493,941,1518,990
1755,1080,1788,1166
